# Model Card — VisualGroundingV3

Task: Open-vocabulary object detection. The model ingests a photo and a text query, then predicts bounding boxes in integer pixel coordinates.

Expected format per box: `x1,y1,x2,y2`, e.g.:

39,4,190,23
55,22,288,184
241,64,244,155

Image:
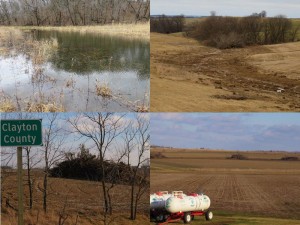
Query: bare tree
42,113,66,212
23,146,41,209
0,0,150,26
210,11,216,17
0,148,15,208
124,114,149,220
68,113,125,223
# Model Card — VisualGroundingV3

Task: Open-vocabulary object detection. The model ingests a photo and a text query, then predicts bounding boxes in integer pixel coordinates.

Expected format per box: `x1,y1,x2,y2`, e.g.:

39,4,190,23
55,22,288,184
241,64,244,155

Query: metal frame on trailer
152,209,212,224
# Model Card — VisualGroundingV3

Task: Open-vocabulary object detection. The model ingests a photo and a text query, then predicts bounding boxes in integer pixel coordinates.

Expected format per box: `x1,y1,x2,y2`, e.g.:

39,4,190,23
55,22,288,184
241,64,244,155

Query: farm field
151,147,300,224
1,171,149,225
150,31,300,112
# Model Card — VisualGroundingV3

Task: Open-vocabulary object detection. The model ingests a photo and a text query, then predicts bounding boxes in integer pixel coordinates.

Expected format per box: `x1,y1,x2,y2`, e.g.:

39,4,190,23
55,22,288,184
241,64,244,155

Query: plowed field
151,148,300,221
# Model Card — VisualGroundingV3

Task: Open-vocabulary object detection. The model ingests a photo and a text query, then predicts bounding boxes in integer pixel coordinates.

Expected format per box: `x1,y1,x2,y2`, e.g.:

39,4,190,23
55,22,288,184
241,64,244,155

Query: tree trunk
130,183,135,220
26,158,33,209
43,172,47,212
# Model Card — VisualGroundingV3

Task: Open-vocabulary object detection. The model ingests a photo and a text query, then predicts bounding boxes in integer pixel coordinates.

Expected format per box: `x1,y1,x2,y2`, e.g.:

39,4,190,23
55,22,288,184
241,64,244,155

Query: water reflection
34,31,150,79
0,30,150,112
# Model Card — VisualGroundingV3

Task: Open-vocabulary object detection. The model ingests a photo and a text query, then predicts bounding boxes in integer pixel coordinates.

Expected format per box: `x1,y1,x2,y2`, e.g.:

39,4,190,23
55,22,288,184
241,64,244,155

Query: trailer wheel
184,212,192,224
191,215,195,221
205,210,213,221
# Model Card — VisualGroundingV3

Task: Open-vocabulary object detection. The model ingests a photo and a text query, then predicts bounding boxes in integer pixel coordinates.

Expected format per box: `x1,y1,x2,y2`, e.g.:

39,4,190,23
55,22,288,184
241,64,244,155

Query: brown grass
0,93,17,112
0,28,65,112
18,23,150,41
95,81,112,98
1,171,149,225
150,32,300,112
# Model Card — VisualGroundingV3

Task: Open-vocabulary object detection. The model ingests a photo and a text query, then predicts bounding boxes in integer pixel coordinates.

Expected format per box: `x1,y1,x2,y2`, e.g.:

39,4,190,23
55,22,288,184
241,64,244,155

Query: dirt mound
228,154,248,160
150,152,167,159
281,156,299,161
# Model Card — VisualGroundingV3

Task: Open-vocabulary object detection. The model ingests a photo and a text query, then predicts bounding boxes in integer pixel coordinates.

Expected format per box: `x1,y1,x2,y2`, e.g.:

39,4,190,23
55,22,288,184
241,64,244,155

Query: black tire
191,215,195,221
184,212,192,224
205,210,213,221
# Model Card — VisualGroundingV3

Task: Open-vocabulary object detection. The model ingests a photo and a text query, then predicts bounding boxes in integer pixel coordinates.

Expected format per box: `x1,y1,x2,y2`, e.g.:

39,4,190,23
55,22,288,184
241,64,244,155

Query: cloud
151,113,300,151
151,0,300,18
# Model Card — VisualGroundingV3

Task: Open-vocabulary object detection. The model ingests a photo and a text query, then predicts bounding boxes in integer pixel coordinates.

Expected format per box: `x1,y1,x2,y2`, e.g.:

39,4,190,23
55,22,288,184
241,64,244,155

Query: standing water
0,30,149,112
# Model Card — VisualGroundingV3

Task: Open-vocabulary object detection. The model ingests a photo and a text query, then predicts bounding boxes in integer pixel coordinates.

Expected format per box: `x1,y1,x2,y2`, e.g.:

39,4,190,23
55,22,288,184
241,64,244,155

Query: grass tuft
95,81,112,98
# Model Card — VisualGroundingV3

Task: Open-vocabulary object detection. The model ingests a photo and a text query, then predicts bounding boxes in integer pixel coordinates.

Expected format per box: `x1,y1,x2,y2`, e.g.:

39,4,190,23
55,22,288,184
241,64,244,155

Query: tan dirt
151,33,300,112
1,171,149,225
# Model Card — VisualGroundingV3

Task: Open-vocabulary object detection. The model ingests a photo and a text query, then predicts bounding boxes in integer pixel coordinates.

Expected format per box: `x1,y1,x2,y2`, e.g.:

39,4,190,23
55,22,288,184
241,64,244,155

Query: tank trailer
150,191,213,224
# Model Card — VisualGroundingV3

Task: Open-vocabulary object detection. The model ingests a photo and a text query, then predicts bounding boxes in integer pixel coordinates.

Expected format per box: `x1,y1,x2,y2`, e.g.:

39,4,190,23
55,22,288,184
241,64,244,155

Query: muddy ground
151,33,300,112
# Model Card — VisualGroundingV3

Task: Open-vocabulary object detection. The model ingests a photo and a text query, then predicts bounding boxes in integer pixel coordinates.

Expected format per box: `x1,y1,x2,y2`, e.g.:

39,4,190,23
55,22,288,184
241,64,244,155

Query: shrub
151,15,185,33
281,156,298,161
228,154,248,160
186,14,298,49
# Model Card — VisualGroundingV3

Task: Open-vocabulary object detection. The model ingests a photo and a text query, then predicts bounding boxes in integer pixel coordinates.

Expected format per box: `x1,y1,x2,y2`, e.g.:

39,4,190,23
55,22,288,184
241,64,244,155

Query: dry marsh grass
18,22,150,41
95,81,112,98
1,27,149,112
0,28,65,112
0,93,17,112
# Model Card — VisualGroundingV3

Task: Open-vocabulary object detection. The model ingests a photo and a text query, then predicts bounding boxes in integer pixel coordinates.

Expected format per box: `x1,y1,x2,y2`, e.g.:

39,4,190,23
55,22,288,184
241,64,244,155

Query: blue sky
151,0,300,18
151,113,300,152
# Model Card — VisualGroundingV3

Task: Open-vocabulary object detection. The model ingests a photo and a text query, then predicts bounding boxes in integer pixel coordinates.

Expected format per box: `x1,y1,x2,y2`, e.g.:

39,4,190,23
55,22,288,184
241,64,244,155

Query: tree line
150,15,184,33
186,14,299,49
150,11,299,49
0,0,150,26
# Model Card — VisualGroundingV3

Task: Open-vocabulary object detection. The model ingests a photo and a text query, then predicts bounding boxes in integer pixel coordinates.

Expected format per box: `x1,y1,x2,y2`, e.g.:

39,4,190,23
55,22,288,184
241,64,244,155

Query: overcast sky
151,0,300,18
151,113,300,152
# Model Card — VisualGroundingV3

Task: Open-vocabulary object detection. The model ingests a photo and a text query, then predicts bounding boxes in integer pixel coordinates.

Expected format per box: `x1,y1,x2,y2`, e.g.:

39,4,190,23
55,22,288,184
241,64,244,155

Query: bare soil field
1,171,149,225
151,32,300,112
151,147,300,223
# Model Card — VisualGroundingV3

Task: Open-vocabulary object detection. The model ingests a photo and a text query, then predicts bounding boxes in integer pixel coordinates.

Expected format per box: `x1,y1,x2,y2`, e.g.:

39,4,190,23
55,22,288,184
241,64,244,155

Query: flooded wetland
0,28,150,112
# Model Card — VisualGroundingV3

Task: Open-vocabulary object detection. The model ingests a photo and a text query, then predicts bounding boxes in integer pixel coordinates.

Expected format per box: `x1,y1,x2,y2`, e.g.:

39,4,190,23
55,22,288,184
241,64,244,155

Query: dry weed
26,92,65,112
20,23,150,41
65,77,76,88
135,92,149,112
95,81,112,98
0,95,16,112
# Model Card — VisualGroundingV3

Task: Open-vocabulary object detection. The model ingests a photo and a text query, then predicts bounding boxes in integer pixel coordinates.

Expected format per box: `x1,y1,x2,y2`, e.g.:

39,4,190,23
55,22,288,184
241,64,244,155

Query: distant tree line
0,0,150,26
150,15,184,33
186,13,299,49
50,145,149,186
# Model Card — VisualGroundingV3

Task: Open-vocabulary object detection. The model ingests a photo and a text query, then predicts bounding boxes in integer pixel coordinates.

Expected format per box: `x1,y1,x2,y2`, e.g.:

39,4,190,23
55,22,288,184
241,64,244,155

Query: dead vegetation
1,27,149,112
0,28,65,112
95,81,112,98
150,152,167,159
228,154,248,160
1,172,149,225
0,93,17,112
150,32,300,111
186,15,299,49
281,156,299,161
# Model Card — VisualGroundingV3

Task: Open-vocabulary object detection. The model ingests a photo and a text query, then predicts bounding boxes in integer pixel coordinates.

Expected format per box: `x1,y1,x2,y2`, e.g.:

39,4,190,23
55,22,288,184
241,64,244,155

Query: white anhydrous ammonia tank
165,193,211,213
150,191,172,209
